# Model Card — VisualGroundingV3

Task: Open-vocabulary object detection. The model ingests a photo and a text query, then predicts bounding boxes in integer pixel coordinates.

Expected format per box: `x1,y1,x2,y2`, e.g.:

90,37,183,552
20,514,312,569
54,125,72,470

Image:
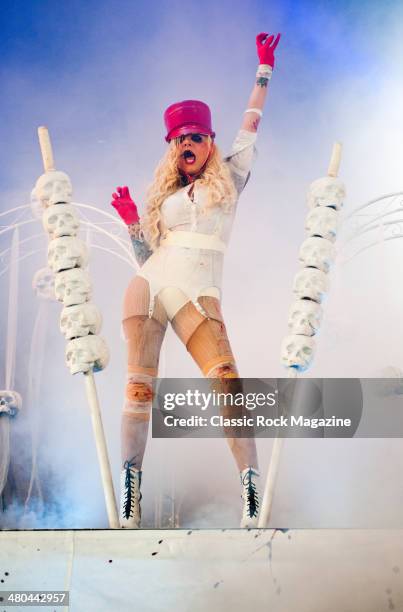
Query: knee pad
123,366,156,421
202,357,246,419
202,355,238,378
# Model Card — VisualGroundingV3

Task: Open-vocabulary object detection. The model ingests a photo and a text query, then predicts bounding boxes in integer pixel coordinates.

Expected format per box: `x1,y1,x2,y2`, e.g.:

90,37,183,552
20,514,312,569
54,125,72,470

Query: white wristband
256,64,273,80
244,108,263,117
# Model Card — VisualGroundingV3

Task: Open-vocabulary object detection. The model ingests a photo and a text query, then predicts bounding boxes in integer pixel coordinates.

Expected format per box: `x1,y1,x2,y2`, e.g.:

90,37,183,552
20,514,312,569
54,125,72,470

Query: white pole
258,369,295,528
5,228,19,391
258,142,343,528
38,126,55,172
84,372,119,528
258,436,284,528
327,142,342,178
0,228,20,498
36,126,119,528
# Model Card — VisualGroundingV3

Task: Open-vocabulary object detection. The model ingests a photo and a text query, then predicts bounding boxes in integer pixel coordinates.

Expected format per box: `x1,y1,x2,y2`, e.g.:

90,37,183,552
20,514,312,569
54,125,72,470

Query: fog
1,0,403,528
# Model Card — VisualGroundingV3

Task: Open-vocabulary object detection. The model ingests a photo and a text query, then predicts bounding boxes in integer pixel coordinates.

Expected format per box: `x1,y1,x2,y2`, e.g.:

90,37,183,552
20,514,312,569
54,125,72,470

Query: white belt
160,230,226,253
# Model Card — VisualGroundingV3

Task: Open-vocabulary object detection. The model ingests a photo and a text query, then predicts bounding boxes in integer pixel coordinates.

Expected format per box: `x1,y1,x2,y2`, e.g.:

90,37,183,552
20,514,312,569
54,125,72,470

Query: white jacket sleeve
224,129,258,194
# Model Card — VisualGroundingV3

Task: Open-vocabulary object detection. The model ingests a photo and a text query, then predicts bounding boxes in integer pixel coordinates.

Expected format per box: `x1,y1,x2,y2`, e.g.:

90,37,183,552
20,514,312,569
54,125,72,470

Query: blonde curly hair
141,137,238,251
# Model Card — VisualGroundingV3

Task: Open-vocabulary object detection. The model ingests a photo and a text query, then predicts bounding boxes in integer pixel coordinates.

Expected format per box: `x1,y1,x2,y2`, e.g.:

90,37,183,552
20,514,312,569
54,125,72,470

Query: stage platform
1,528,402,611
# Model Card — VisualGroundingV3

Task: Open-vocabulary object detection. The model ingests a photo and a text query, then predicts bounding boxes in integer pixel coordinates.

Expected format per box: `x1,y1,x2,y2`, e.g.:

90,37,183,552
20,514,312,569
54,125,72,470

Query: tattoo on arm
251,117,260,132
128,222,153,265
243,114,261,133
130,238,153,266
256,76,269,88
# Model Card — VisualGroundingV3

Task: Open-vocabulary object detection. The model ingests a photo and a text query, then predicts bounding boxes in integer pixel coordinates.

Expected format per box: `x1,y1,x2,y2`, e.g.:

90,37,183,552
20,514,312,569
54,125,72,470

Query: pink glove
111,186,140,225
256,32,281,68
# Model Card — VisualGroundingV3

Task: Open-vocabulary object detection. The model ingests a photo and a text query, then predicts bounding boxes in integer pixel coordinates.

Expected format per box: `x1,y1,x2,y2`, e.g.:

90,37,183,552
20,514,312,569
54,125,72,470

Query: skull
32,267,56,301
54,268,92,306
374,367,403,397
30,188,46,220
378,366,403,379
0,390,22,417
287,299,323,336
43,204,80,238
48,236,88,273
280,335,315,371
293,268,329,303
60,303,102,340
65,336,109,375
299,237,335,273
306,176,346,210
33,171,73,208
305,206,339,243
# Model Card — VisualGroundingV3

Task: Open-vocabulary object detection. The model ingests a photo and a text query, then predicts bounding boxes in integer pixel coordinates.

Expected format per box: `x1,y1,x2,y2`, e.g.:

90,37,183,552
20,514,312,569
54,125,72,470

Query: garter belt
138,230,227,321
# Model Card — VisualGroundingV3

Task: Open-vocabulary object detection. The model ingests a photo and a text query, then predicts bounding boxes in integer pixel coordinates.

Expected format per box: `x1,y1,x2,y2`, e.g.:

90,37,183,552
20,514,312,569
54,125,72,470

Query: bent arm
110,185,153,266
226,64,272,193
127,222,153,266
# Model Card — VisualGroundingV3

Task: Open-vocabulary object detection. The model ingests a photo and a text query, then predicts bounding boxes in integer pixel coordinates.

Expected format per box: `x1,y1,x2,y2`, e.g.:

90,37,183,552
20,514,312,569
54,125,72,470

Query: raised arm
111,186,153,266
241,32,281,133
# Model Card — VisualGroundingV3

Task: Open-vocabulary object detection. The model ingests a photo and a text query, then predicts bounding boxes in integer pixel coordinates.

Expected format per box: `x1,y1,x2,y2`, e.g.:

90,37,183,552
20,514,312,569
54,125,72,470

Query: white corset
136,128,257,320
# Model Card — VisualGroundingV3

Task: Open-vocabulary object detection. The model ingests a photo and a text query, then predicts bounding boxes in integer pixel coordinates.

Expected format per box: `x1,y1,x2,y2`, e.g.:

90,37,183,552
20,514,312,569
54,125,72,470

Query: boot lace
123,459,142,520
242,468,259,518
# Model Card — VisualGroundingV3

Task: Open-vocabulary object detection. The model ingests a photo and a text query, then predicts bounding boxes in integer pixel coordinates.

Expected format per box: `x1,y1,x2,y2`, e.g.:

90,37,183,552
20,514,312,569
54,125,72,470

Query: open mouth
182,150,196,165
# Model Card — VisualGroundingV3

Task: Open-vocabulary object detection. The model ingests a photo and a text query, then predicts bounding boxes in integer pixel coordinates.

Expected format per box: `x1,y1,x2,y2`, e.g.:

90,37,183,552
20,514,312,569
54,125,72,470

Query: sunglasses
178,133,207,144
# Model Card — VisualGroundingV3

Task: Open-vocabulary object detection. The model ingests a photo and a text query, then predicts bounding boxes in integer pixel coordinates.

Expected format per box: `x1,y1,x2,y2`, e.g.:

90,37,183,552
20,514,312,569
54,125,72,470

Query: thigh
171,295,225,347
186,316,243,412
122,315,166,373
122,274,168,373
187,318,239,377
172,298,238,377
173,302,245,422
123,275,168,330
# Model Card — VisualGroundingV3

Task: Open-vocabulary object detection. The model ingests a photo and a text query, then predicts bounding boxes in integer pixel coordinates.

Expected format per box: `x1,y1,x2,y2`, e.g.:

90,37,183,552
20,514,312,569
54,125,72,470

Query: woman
112,31,281,528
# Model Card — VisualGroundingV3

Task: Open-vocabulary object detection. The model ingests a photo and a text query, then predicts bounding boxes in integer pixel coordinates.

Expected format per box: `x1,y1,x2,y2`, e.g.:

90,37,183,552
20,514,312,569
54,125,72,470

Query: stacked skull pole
0,229,22,500
34,126,119,528
258,142,345,528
